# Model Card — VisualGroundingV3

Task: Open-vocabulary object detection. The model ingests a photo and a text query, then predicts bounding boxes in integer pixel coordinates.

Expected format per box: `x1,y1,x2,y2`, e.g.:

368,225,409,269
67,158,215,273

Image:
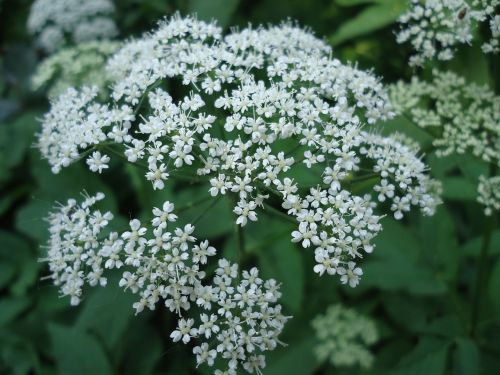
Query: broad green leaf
427,152,461,179
265,335,320,375
382,294,429,333
189,0,240,28
258,237,304,312
118,321,163,375
449,43,491,86
453,338,479,375
76,283,136,351
0,186,30,216
390,337,450,375
461,230,500,257
457,155,489,182
330,0,405,45
0,297,30,326
381,115,433,146
0,112,40,168
361,219,447,295
0,338,39,375
0,231,39,295
15,197,52,243
48,324,113,375
421,315,463,338
417,207,458,282
441,177,477,201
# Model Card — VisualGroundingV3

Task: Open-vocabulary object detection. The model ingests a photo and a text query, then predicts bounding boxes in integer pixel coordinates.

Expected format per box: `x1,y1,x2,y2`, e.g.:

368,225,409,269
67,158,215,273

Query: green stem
262,202,297,224
192,196,221,225
176,196,214,214
235,219,245,279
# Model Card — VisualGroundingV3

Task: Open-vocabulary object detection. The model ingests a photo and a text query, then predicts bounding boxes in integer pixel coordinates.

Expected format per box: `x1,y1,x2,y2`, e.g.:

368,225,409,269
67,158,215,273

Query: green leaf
457,156,489,182
118,321,163,375
441,177,477,201
189,0,240,28
258,237,304,312
15,198,52,243
461,230,500,257
0,297,30,326
382,294,429,333
417,207,459,282
330,0,405,45
361,219,447,295
265,335,320,375
76,283,136,351
427,153,461,179
390,337,450,375
48,324,113,375
0,231,39,295
453,338,479,375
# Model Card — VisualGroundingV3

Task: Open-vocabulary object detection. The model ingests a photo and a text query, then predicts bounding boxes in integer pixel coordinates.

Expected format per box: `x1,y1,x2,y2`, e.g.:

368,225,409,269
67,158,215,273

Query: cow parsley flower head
32,41,120,98
27,0,118,52
396,0,499,66
43,192,290,374
389,70,499,215
312,304,378,369
37,14,440,289
42,192,111,306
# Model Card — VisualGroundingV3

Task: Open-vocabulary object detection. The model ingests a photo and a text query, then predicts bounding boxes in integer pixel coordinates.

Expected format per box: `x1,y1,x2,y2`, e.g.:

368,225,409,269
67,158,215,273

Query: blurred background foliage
1,0,499,374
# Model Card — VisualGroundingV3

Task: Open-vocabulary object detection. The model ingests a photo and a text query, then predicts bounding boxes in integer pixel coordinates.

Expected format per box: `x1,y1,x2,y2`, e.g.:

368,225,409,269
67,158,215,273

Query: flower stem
235,219,245,280
262,202,297,224
192,196,221,225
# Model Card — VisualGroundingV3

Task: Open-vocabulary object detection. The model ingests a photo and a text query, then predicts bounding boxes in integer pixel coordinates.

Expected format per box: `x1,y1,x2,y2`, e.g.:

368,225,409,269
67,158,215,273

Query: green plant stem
192,196,221,225
176,196,214,213
235,220,245,279
262,202,297,224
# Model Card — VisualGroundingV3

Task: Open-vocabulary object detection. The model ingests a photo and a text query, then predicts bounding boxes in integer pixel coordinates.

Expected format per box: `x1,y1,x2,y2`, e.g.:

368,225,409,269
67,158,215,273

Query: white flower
27,0,117,52
171,318,197,343
86,151,110,173
396,0,499,66
338,262,363,287
234,200,258,226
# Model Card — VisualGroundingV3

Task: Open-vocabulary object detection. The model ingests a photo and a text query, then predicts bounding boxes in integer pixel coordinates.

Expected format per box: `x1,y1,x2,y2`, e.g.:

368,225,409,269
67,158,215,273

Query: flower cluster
478,175,500,216
43,192,289,374
396,0,499,66
389,69,499,215
32,41,120,98
27,0,118,52
312,304,378,369
42,192,111,306
37,15,441,287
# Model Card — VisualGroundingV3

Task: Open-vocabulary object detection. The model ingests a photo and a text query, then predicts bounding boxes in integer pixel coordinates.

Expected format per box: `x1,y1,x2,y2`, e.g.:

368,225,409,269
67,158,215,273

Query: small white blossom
86,151,110,173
